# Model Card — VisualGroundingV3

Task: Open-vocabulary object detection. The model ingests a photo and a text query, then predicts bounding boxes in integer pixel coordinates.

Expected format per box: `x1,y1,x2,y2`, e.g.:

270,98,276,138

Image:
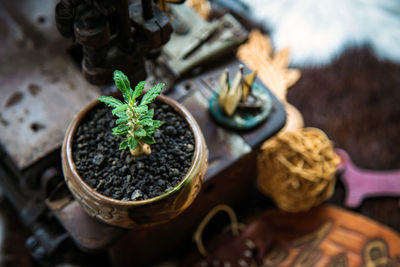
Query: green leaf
100,72,165,154
139,109,154,121
152,120,164,129
115,111,127,118
115,111,128,120
141,136,155,144
112,124,129,135
144,120,163,135
112,104,128,115
140,83,164,106
98,96,123,108
135,128,146,137
133,81,145,101
116,117,128,124
139,119,153,126
119,139,129,150
133,105,148,114
128,138,137,150
113,70,132,102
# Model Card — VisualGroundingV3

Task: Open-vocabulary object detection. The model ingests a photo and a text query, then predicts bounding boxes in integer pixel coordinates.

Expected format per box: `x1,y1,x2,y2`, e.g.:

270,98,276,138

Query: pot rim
63,93,203,207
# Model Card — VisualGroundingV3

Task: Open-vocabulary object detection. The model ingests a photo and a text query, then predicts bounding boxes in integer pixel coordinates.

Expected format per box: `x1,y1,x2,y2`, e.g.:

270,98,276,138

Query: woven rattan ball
258,127,340,212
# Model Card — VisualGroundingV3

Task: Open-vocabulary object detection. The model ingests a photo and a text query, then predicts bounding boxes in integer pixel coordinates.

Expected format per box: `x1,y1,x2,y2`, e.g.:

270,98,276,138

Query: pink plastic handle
335,149,400,208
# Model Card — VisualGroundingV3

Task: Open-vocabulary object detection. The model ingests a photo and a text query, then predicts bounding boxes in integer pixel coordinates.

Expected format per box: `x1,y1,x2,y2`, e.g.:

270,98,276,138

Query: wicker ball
258,128,340,212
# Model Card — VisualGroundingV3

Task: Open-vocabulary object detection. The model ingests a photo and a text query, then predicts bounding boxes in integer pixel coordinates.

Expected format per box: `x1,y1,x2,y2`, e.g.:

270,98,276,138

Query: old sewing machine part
0,1,286,266
0,0,103,262
55,0,172,85
0,0,173,262
154,3,248,83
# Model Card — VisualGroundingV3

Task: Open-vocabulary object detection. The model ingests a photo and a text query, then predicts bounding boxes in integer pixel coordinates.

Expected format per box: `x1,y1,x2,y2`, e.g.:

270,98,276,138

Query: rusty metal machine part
0,0,118,264
159,3,248,78
55,0,173,85
0,1,284,265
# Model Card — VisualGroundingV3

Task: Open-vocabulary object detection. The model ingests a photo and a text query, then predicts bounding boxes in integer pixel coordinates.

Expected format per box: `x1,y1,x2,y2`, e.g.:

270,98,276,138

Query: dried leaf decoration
237,30,303,131
237,30,301,103
218,69,230,108
186,0,211,20
242,71,257,102
223,66,243,116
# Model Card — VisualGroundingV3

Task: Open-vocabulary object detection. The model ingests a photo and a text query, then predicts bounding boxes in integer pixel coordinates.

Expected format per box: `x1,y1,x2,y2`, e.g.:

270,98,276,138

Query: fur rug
286,47,400,230
242,0,400,66
288,48,400,171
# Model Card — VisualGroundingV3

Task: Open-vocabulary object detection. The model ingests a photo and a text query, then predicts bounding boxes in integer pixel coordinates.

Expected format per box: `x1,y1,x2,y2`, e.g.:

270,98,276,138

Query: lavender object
336,149,400,208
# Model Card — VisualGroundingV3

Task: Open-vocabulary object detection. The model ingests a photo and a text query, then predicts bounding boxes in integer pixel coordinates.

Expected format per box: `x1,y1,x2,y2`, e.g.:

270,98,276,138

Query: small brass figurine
218,65,262,116
209,64,273,130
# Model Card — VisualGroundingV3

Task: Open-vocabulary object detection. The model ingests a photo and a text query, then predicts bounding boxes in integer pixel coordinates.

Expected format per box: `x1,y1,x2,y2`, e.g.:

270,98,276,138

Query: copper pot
62,94,208,229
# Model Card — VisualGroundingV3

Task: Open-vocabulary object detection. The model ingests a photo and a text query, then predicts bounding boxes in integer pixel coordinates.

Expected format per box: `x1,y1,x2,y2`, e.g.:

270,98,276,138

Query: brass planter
62,94,208,229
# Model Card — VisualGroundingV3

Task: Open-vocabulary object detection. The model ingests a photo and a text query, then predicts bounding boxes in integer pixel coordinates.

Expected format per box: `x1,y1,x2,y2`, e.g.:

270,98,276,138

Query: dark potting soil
72,102,195,201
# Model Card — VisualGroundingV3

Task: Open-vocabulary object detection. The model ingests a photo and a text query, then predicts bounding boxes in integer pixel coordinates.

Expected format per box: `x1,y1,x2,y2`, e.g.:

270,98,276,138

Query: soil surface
72,102,195,201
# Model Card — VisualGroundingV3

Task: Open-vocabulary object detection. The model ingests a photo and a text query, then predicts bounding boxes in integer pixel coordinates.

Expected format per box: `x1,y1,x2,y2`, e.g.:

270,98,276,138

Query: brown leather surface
185,205,400,267
263,205,400,266
184,219,274,266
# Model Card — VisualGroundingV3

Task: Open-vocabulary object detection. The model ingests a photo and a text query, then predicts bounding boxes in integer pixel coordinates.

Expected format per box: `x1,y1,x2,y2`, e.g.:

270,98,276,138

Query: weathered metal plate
176,58,287,149
0,53,100,170
179,90,251,180
161,4,248,77
0,0,66,49
47,191,126,252
0,1,100,170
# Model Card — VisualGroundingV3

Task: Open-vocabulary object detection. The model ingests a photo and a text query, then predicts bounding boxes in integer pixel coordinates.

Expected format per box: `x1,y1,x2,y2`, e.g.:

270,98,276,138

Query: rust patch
30,122,45,132
28,83,41,95
4,91,23,107
37,15,46,24
0,113,9,126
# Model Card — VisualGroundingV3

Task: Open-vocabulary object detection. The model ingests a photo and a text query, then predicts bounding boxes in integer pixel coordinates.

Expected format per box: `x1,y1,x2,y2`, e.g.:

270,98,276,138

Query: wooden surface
262,205,400,266
184,205,400,267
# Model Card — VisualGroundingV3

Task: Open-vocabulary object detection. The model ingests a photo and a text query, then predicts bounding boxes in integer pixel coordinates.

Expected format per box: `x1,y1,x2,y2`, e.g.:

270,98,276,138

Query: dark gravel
72,102,195,201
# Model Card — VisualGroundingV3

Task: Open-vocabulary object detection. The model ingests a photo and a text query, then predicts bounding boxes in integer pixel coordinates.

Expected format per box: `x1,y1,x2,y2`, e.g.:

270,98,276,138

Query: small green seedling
98,70,164,156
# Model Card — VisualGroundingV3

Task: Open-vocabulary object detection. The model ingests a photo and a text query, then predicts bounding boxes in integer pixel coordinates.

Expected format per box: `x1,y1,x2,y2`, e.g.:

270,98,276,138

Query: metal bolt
33,246,46,260
245,239,256,249
243,249,253,258
26,236,38,250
